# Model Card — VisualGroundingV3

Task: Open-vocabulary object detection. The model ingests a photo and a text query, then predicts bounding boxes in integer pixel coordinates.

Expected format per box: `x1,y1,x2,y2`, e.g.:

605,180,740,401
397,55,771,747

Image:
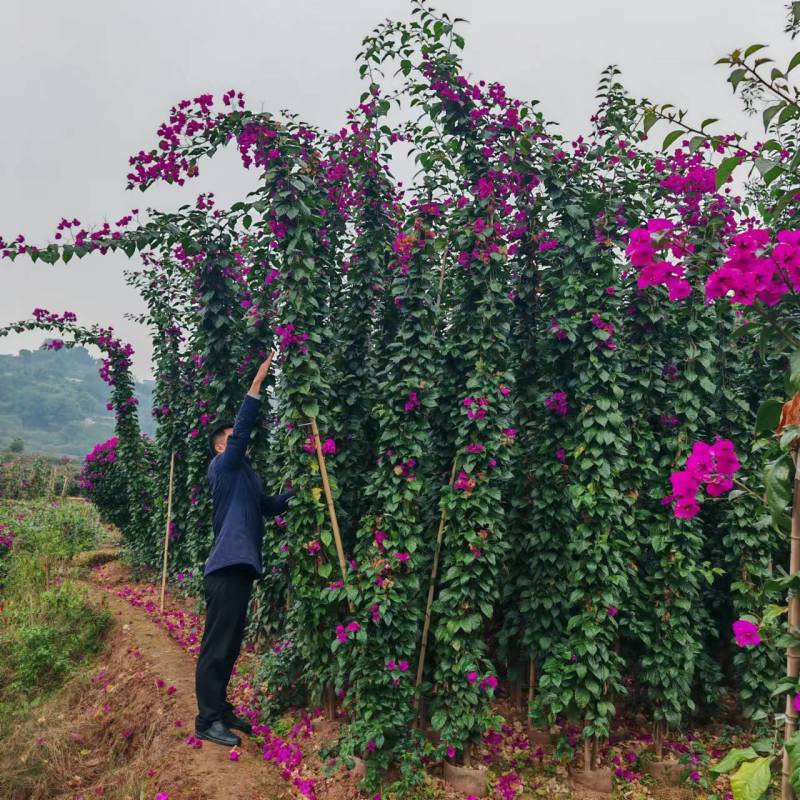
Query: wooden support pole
782,451,800,800
60,473,69,497
415,458,458,722
159,451,176,614
309,417,349,588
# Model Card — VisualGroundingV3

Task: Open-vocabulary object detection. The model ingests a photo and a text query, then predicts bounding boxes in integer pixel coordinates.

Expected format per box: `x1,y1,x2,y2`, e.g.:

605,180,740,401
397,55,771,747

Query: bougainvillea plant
4,3,800,796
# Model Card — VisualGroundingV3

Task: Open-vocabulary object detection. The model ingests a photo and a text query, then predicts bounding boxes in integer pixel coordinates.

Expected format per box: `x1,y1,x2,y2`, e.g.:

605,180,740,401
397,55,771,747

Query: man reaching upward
194,352,293,746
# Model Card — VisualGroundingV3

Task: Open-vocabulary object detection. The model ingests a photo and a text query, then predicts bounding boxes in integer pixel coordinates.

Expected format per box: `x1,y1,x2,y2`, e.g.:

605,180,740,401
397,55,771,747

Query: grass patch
0,499,111,738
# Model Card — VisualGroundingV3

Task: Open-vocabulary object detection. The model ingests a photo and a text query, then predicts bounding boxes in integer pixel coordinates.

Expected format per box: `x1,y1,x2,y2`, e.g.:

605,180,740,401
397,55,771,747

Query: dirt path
81,562,290,800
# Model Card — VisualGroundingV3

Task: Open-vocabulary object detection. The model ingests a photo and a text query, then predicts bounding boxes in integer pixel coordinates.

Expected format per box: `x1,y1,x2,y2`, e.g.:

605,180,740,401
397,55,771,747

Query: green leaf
643,110,658,135
729,68,747,91
301,401,320,418
755,399,783,434
319,562,332,579
764,454,793,518
662,129,684,150
788,51,800,74
763,103,785,131
711,747,758,775
730,757,772,800
744,44,768,58
716,156,742,189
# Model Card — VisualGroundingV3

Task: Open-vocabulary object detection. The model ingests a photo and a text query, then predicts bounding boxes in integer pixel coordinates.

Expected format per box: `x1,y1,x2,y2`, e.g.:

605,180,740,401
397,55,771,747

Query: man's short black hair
209,421,234,457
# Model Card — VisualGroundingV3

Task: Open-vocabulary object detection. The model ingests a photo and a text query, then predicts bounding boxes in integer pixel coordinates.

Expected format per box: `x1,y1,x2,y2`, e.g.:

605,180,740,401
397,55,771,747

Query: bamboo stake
159,451,176,614
782,451,800,800
415,458,459,721
307,415,351,719
60,473,69,497
308,417,349,587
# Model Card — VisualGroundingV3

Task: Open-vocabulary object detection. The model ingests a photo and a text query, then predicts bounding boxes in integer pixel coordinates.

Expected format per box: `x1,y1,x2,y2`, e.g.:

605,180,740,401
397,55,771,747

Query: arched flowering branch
0,309,152,557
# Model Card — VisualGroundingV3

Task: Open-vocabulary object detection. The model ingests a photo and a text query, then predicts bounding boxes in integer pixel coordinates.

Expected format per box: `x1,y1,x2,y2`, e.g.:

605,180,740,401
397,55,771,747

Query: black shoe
195,720,241,747
222,709,253,735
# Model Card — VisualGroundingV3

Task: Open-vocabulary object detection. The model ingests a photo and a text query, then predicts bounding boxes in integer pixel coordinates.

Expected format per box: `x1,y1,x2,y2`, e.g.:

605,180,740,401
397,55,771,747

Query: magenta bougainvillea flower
403,390,420,412
544,391,568,416
665,438,740,518
732,619,761,647
453,470,476,493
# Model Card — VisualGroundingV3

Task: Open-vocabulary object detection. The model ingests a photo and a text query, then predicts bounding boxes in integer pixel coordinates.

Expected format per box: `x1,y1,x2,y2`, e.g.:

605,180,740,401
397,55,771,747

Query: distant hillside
0,343,155,457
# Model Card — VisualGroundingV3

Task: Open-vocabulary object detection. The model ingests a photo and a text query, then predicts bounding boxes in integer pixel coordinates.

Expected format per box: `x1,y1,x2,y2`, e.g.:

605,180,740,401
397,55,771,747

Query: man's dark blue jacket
204,393,292,578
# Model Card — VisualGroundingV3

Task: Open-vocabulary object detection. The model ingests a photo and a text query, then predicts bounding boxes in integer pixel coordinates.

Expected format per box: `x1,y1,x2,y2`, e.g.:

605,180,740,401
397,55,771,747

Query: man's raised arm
216,352,275,471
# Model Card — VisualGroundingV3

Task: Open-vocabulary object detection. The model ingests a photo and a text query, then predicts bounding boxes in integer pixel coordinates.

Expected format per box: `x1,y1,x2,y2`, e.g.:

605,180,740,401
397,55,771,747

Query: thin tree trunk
414,458,458,723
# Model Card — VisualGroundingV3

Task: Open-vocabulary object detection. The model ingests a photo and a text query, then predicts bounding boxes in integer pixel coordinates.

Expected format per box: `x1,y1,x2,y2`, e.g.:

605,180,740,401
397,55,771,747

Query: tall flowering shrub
335,207,442,784
4,5,800,793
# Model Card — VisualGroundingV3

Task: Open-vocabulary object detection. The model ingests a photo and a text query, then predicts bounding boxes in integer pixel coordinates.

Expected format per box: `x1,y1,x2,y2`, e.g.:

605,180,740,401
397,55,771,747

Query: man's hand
248,351,275,397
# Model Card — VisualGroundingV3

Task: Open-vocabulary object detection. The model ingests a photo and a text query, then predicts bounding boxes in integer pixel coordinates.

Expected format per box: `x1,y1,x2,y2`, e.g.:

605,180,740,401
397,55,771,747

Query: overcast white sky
0,0,792,379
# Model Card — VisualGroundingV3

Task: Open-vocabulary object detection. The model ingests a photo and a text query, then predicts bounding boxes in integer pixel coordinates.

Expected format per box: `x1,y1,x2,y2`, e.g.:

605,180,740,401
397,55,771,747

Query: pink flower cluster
237,122,280,171
454,470,476,493
403,391,420,413
665,438,741,518
625,219,692,301
549,319,567,340
463,396,489,419
544,391,568,416
335,621,360,644
732,619,761,647
302,437,336,456
396,457,417,479
590,313,616,350
79,437,119,490
0,523,14,550
275,322,310,353
706,229,800,307
466,671,498,692
495,771,522,800
127,91,243,188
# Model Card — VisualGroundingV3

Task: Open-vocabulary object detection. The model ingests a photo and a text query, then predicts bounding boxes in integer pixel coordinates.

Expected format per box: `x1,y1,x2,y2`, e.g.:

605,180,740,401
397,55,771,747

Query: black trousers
195,564,255,730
